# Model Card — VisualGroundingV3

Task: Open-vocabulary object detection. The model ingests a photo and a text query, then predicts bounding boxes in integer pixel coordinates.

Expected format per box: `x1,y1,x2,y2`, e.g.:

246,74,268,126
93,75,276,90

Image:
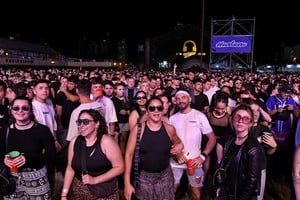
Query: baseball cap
279,84,292,93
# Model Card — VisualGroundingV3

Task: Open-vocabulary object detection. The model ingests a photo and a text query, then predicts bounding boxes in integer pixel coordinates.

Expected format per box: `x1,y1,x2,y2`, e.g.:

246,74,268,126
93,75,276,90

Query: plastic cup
186,159,195,175
8,151,20,173
263,132,273,136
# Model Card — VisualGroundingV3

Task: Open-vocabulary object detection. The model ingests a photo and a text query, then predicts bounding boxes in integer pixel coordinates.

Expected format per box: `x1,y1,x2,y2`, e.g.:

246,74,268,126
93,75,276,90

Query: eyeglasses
232,114,251,124
136,96,147,100
11,105,30,112
76,119,94,126
148,105,164,112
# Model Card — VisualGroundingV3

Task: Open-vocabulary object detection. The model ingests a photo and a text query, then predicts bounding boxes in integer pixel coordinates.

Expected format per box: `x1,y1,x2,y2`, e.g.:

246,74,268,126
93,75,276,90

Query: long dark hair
78,109,107,140
133,90,147,115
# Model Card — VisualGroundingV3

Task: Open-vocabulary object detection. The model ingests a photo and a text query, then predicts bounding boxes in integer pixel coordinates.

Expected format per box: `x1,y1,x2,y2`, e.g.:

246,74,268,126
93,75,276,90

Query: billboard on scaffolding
211,35,252,53
209,17,255,71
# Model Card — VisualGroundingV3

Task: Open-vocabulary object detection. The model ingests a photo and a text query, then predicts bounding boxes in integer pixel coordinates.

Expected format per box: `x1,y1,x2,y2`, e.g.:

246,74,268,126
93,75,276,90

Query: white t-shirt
96,96,118,134
66,102,105,141
169,109,213,168
95,96,118,134
32,99,57,136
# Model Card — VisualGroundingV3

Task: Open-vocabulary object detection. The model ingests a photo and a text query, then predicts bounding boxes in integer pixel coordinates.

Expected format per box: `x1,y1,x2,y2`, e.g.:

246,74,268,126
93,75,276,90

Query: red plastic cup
186,159,195,175
8,151,20,173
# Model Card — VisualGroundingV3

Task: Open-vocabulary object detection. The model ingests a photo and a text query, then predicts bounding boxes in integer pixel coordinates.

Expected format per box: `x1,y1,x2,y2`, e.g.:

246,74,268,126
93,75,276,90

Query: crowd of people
0,65,300,199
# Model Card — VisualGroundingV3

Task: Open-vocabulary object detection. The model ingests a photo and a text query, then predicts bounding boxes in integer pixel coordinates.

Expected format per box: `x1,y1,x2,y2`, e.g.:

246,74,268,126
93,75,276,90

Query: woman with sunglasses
128,91,148,131
61,109,124,199
124,97,183,200
214,104,266,200
0,96,56,199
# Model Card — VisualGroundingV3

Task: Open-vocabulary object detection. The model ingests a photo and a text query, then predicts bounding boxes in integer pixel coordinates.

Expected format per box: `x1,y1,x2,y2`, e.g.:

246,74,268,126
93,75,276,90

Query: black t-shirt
55,90,80,128
192,93,209,112
0,98,9,129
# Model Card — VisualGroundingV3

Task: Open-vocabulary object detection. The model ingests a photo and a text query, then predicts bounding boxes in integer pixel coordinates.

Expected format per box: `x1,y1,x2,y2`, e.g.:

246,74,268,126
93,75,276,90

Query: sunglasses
136,96,147,100
76,119,94,126
232,114,251,124
11,105,30,112
148,105,164,112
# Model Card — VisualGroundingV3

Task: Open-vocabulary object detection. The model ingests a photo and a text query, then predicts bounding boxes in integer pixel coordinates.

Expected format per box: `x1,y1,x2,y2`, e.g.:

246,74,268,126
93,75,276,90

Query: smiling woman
1,96,56,199
62,109,124,199
124,96,183,200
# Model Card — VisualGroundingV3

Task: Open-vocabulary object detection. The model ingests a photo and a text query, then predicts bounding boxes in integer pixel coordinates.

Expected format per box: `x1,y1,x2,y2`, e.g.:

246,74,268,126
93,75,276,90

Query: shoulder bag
0,128,16,196
132,123,142,188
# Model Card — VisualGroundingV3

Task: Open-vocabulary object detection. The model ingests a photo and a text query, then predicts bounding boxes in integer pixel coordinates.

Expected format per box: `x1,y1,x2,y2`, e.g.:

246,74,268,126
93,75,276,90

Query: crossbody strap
221,138,243,170
133,123,142,187
81,137,88,175
5,128,9,153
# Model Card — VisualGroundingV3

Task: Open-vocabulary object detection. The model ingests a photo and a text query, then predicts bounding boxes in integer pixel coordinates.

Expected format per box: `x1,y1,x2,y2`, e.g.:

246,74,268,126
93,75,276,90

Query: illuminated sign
182,40,197,58
211,35,252,53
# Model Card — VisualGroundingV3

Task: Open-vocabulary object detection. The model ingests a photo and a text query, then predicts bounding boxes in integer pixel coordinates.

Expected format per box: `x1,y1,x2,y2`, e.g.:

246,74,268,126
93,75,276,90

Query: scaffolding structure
209,17,255,72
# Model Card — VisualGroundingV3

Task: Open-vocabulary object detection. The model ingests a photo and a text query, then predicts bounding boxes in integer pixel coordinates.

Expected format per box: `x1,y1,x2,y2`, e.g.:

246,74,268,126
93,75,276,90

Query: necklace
212,111,226,118
15,121,32,127
236,134,248,140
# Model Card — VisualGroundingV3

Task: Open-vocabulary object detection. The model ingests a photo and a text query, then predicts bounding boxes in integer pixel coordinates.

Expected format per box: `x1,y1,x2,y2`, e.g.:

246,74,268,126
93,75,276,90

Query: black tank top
140,123,172,173
72,136,112,180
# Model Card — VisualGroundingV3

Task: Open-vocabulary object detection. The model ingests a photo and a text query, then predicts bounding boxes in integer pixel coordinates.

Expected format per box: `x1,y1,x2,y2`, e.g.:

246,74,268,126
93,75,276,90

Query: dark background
0,0,298,64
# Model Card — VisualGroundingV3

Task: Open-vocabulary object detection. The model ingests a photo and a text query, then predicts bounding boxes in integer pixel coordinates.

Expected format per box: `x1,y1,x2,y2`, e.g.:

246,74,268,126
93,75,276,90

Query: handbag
0,128,16,196
80,136,117,198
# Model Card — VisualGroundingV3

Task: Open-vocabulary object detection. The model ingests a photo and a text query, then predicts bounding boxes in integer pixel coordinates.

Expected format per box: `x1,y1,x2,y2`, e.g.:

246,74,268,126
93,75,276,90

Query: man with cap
169,89,216,200
265,84,299,199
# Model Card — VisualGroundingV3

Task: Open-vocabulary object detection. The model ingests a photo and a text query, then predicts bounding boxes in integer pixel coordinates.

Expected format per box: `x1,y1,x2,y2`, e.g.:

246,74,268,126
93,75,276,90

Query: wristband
199,154,206,161
62,188,69,194
201,152,208,160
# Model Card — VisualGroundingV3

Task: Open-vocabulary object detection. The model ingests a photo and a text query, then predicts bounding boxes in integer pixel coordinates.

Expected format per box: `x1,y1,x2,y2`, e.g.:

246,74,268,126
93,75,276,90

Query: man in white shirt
169,89,216,200
66,79,105,141
90,77,118,136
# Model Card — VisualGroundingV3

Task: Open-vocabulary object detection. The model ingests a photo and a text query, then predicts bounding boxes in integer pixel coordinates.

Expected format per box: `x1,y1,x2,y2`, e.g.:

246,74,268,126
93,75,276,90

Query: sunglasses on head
11,105,30,112
76,119,94,126
136,96,147,100
232,114,251,124
148,105,164,112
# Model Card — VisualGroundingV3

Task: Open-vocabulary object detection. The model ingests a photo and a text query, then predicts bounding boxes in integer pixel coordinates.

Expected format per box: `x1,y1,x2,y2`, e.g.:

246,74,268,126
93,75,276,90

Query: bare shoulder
101,134,115,144
163,122,176,133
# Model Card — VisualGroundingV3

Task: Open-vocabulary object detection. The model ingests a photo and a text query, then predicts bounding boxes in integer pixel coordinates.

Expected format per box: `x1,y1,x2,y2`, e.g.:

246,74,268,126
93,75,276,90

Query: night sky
1,0,298,64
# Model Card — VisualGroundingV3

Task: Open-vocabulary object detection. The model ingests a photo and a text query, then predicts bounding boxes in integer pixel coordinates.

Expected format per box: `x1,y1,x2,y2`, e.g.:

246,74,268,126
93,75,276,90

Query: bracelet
199,154,206,161
62,188,69,194
201,152,208,159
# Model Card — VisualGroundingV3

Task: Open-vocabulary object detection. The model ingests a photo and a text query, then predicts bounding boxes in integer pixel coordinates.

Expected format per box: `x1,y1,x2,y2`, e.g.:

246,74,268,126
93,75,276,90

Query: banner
211,35,252,53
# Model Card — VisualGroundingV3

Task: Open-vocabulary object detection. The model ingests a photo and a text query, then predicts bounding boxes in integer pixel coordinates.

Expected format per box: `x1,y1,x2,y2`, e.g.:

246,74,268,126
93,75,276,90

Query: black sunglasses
76,119,94,126
148,105,164,112
136,96,147,100
11,105,30,112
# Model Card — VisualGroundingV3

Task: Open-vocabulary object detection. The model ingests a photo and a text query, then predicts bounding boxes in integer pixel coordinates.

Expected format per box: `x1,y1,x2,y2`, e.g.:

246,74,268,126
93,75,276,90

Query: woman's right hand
4,155,13,168
124,183,135,200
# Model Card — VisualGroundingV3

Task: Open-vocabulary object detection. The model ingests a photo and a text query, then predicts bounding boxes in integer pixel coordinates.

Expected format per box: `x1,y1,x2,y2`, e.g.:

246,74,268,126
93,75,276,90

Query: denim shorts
118,123,129,132
172,167,204,188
